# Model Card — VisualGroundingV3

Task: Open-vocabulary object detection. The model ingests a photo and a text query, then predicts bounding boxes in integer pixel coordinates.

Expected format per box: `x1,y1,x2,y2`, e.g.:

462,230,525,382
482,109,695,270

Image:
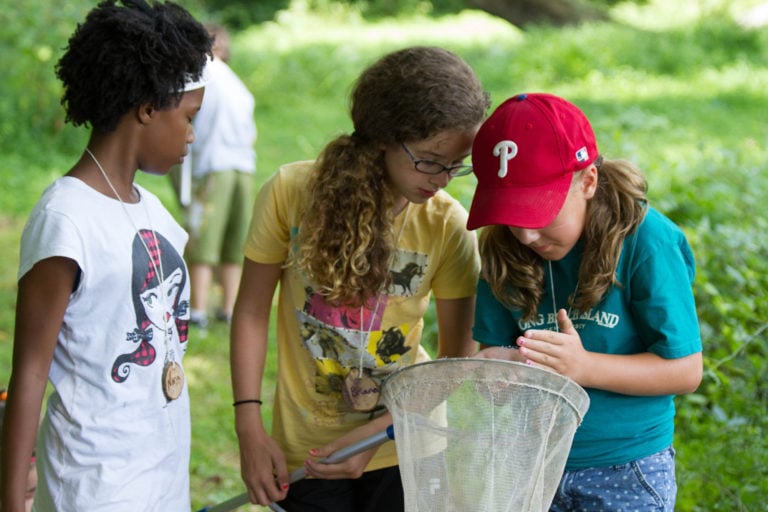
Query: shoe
189,310,209,329
215,310,232,324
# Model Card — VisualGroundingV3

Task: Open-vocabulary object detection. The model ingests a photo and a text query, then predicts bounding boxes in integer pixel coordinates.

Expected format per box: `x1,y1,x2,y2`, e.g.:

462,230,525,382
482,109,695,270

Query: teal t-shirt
473,207,702,469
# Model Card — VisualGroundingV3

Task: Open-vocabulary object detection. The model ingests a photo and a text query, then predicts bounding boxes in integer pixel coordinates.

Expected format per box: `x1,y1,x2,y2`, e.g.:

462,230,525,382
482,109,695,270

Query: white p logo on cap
493,140,518,178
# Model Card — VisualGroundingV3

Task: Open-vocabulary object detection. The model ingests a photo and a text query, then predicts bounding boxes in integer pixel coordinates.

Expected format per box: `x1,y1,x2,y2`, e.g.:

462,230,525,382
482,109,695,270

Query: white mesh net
381,358,589,512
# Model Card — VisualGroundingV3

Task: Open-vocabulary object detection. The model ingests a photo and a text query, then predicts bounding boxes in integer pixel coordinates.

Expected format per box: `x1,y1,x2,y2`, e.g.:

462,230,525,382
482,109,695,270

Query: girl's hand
517,309,703,395
517,309,591,383
302,444,377,480
302,419,389,480
238,424,289,505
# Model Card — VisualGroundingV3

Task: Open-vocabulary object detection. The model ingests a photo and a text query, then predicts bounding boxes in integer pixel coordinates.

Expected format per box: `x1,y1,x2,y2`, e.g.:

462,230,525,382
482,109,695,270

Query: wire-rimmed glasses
401,143,473,177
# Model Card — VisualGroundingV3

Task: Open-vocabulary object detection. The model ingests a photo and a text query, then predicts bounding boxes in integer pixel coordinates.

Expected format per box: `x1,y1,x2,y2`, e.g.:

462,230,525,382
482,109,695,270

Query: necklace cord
85,148,174,362
547,260,578,333
548,260,558,332
357,203,411,368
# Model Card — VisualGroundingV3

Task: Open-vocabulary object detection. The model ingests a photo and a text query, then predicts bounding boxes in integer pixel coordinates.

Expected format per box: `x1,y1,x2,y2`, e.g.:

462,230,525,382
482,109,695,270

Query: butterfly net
380,358,589,512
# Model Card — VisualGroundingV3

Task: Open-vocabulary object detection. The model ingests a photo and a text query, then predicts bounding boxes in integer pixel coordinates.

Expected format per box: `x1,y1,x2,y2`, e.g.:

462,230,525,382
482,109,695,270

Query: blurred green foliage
0,1,766,511
188,0,644,29
0,3,82,162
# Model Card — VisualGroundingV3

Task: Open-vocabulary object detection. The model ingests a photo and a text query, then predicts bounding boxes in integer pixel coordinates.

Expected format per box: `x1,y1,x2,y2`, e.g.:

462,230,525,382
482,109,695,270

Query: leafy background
0,0,766,510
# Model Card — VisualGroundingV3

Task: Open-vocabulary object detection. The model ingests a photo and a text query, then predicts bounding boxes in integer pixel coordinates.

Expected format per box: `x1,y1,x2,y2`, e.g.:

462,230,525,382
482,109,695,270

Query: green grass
186,321,278,511
2,0,768,510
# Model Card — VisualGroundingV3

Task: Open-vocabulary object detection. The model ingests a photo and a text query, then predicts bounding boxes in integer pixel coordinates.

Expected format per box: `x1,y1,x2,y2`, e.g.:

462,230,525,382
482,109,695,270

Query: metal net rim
381,357,590,424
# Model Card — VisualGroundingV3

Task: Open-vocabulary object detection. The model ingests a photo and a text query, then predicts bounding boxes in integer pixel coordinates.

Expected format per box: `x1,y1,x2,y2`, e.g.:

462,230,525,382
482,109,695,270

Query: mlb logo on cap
467,93,599,230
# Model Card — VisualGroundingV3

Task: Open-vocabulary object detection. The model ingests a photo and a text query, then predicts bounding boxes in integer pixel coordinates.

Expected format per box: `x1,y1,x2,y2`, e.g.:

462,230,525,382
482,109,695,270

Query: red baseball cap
467,93,598,230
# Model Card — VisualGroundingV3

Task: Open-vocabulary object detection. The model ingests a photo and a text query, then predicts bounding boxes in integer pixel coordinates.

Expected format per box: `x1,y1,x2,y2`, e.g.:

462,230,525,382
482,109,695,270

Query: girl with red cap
469,93,703,511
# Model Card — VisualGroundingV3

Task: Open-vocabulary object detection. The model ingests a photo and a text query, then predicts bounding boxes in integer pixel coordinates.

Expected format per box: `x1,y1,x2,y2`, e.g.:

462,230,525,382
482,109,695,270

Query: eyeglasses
401,143,473,177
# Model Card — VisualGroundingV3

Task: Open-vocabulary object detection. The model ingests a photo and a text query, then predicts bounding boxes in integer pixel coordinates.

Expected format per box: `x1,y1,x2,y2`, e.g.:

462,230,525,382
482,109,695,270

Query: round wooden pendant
162,361,185,401
342,368,380,412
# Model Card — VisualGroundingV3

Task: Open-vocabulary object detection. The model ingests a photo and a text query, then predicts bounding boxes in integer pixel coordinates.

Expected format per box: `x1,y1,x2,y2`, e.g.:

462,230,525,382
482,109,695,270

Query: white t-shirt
19,177,192,511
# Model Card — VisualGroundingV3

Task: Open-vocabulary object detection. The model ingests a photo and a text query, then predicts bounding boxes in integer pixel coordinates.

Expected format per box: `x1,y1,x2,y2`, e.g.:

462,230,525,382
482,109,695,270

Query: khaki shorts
185,170,254,265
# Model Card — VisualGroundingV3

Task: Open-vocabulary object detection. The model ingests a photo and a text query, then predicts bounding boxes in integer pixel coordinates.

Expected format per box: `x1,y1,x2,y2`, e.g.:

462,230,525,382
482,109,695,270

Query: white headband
181,55,212,92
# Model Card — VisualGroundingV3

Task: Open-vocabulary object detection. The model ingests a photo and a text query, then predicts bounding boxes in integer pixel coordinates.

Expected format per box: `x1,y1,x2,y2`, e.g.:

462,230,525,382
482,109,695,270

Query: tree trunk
468,0,608,28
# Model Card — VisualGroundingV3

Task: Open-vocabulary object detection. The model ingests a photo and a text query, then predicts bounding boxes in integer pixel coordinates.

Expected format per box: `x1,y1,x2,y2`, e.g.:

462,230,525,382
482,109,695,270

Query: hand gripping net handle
380,358,590,512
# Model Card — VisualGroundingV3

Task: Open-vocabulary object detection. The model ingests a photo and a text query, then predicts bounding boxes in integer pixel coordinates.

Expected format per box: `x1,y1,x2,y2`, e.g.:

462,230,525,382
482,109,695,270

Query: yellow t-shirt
244,161,480,471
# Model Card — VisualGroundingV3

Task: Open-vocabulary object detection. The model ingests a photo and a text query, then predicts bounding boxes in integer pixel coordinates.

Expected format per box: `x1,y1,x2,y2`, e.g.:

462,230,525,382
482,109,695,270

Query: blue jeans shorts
549,446,677,511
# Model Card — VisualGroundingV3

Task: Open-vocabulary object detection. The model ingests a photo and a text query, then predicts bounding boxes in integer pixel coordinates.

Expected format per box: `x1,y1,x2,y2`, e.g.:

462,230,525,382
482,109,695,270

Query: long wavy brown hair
291,46,490,308
479,157,648,321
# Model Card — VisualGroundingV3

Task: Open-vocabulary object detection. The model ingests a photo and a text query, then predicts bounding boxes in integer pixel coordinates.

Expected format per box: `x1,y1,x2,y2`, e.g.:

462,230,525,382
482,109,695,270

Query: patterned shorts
549,446,677,511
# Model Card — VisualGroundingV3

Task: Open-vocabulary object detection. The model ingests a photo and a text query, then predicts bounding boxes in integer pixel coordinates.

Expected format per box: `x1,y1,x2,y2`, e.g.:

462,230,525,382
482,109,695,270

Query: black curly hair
56,0,212,132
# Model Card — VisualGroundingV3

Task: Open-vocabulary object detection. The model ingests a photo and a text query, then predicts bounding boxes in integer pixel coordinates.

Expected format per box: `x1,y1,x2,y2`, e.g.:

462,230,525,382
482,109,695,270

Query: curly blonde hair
292,46,490,307
479,157,648,321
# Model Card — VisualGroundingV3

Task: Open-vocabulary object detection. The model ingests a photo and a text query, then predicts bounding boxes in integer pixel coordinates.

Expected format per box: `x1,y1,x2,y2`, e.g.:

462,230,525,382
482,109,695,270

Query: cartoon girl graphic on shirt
111,229,189,383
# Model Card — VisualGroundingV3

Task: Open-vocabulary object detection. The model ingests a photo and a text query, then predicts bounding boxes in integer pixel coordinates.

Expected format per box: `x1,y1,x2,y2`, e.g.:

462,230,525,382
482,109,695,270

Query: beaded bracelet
232,399,263,407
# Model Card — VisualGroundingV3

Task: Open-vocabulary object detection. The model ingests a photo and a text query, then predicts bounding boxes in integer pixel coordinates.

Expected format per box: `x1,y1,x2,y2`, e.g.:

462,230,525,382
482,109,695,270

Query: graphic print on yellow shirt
298,249,427,411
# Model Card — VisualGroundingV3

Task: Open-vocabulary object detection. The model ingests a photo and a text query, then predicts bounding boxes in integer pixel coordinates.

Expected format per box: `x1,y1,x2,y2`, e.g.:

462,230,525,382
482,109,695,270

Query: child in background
468,93,703,511
184,22,257,329
230,46,490,511
0,1,211,510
